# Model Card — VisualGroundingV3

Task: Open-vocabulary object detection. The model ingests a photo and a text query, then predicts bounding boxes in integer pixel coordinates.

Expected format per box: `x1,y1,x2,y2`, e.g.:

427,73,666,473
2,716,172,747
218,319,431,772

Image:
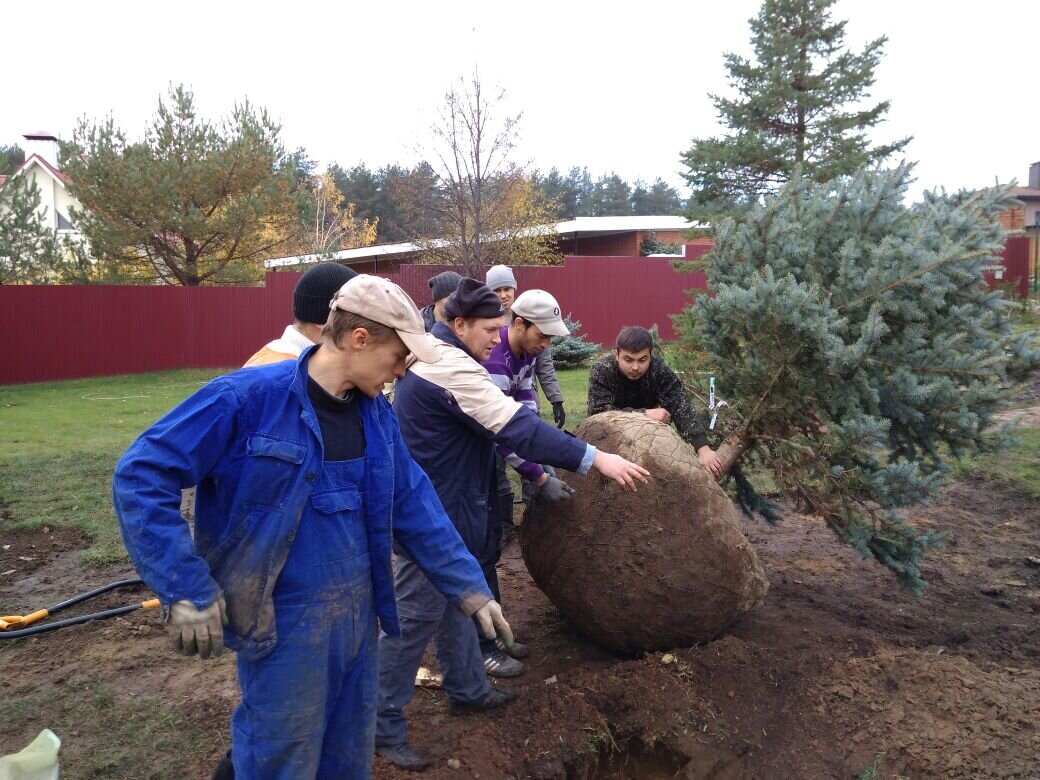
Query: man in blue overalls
113,275,513,779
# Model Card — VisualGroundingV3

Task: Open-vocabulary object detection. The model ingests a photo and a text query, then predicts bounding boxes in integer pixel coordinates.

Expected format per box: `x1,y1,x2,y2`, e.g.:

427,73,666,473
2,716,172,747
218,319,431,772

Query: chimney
1030,161,1040,189
22,131,60,168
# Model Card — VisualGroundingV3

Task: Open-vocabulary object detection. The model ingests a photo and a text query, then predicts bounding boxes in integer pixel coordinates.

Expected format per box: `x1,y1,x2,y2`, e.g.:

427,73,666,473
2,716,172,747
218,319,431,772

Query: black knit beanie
428,270,463,303
442,278,505,320
293,263,358,324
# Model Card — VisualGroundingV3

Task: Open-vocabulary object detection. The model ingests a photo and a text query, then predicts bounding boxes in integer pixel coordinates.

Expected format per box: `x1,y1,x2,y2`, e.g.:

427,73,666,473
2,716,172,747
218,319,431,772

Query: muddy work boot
449,687,515,715
482,646,524,677
376,743,430,771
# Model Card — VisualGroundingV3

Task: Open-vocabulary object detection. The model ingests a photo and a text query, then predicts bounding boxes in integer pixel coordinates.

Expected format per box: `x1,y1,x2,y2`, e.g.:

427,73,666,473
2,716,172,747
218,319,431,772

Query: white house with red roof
0,131,86,246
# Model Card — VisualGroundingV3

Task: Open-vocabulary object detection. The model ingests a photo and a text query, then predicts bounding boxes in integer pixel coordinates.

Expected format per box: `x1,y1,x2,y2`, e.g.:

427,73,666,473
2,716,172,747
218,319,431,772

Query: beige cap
511,289,570,337
329,275,442,363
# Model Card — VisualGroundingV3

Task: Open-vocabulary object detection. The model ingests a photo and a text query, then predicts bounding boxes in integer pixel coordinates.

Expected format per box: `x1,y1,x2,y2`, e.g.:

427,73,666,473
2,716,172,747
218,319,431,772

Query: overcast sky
4,1,1037,201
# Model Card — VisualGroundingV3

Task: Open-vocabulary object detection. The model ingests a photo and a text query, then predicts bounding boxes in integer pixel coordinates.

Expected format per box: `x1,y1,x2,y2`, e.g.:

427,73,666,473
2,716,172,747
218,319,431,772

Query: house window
56,211,76,231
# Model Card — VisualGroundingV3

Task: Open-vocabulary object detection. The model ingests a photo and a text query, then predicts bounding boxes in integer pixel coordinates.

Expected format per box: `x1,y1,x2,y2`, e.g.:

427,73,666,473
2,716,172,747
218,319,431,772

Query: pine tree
632,178,684,216
533,168,572,219
550,316,601,369
640,233,682,256
329,163,381,224
682,0,909,223
0,144,26,177
672,165,1040,589
0,175,62,284
567,167,596,217
590,174,633,216
62,84,303,286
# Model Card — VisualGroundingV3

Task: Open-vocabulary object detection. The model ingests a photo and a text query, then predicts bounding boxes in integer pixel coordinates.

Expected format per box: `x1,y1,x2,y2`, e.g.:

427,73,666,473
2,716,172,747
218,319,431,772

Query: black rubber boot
210,750,234,780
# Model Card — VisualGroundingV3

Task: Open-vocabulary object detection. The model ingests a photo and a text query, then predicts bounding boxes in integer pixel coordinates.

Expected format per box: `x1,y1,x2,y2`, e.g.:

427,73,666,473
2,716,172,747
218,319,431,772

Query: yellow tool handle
0,608,49,630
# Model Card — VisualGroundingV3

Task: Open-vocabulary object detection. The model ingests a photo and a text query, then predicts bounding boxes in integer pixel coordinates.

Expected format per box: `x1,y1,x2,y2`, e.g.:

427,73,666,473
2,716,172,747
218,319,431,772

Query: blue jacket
112,347,491,660
392,323,593,562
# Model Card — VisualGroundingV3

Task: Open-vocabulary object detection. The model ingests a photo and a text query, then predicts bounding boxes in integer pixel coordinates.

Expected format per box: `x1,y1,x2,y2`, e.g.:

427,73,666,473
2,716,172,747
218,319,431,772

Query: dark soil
2,452,1039,778
369,472,1039,779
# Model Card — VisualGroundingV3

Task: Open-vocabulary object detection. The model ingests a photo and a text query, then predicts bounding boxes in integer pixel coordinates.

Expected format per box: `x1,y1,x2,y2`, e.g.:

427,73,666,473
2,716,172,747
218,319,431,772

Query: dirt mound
817,647,1040,778
521,411,768,653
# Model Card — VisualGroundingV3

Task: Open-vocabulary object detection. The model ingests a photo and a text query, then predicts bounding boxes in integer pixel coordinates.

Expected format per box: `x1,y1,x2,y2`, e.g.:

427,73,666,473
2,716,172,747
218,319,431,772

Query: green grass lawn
538,364,594,430
960,427,1040,497
0,369,229,564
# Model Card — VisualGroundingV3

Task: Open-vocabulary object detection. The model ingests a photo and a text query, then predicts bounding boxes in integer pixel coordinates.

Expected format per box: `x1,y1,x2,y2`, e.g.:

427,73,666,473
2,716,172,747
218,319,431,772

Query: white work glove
473,599,514,650
537,475,577,502
167,595,228,659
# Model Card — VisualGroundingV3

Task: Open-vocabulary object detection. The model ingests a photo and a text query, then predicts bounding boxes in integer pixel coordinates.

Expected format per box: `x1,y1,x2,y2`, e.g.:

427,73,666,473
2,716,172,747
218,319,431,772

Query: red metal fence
0,253,709,385
382,252,710,346
0,239,1030,386
991,236,1031,299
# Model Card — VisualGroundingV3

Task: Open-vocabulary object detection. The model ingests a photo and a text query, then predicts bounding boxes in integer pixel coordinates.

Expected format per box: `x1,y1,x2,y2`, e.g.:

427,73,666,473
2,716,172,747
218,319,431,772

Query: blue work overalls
231,457,377,779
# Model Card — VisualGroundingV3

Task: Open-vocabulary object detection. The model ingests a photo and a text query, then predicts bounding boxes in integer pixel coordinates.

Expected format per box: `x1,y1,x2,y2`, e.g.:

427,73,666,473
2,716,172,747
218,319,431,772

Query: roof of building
1011,186,1040,200
23,131,59,141
8,153,70,187
265,215,702,268
553,215,698,235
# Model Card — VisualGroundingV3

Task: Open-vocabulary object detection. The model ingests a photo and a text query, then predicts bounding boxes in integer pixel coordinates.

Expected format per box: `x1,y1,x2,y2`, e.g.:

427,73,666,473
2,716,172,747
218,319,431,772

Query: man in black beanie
375,278,650,771
419,270,463,333
244,262,358,366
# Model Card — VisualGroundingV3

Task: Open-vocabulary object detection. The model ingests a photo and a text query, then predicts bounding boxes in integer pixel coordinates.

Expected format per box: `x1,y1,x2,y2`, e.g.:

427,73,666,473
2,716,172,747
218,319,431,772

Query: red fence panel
0,253,708,385
0,281,289,385
375,249,711,346
990,236,1031,299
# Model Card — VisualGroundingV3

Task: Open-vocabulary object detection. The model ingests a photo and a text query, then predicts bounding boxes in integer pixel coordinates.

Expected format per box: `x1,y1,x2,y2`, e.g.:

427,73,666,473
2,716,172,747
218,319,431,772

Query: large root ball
521,411,768,653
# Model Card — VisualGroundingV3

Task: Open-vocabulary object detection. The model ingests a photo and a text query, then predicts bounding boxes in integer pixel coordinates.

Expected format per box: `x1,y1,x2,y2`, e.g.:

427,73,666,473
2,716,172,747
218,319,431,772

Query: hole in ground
566,736,746,779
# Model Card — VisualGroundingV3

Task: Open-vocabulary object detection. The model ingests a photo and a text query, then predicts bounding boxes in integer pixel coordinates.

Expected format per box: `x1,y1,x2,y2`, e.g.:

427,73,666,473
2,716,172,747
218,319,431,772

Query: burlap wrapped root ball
521,411,769,653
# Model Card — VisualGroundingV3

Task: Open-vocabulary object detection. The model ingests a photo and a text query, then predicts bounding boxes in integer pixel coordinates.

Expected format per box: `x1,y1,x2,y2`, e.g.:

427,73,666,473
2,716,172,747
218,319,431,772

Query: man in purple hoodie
479,289,576,676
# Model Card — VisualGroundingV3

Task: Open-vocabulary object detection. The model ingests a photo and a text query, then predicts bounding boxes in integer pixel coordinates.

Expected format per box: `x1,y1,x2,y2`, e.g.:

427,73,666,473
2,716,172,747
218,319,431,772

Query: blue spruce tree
550,316,601,369
673,164,1040,589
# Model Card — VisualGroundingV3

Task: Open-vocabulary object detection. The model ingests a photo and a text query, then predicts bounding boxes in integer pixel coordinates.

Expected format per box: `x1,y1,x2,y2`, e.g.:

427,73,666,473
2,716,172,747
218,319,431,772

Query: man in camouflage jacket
587,326,723,478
